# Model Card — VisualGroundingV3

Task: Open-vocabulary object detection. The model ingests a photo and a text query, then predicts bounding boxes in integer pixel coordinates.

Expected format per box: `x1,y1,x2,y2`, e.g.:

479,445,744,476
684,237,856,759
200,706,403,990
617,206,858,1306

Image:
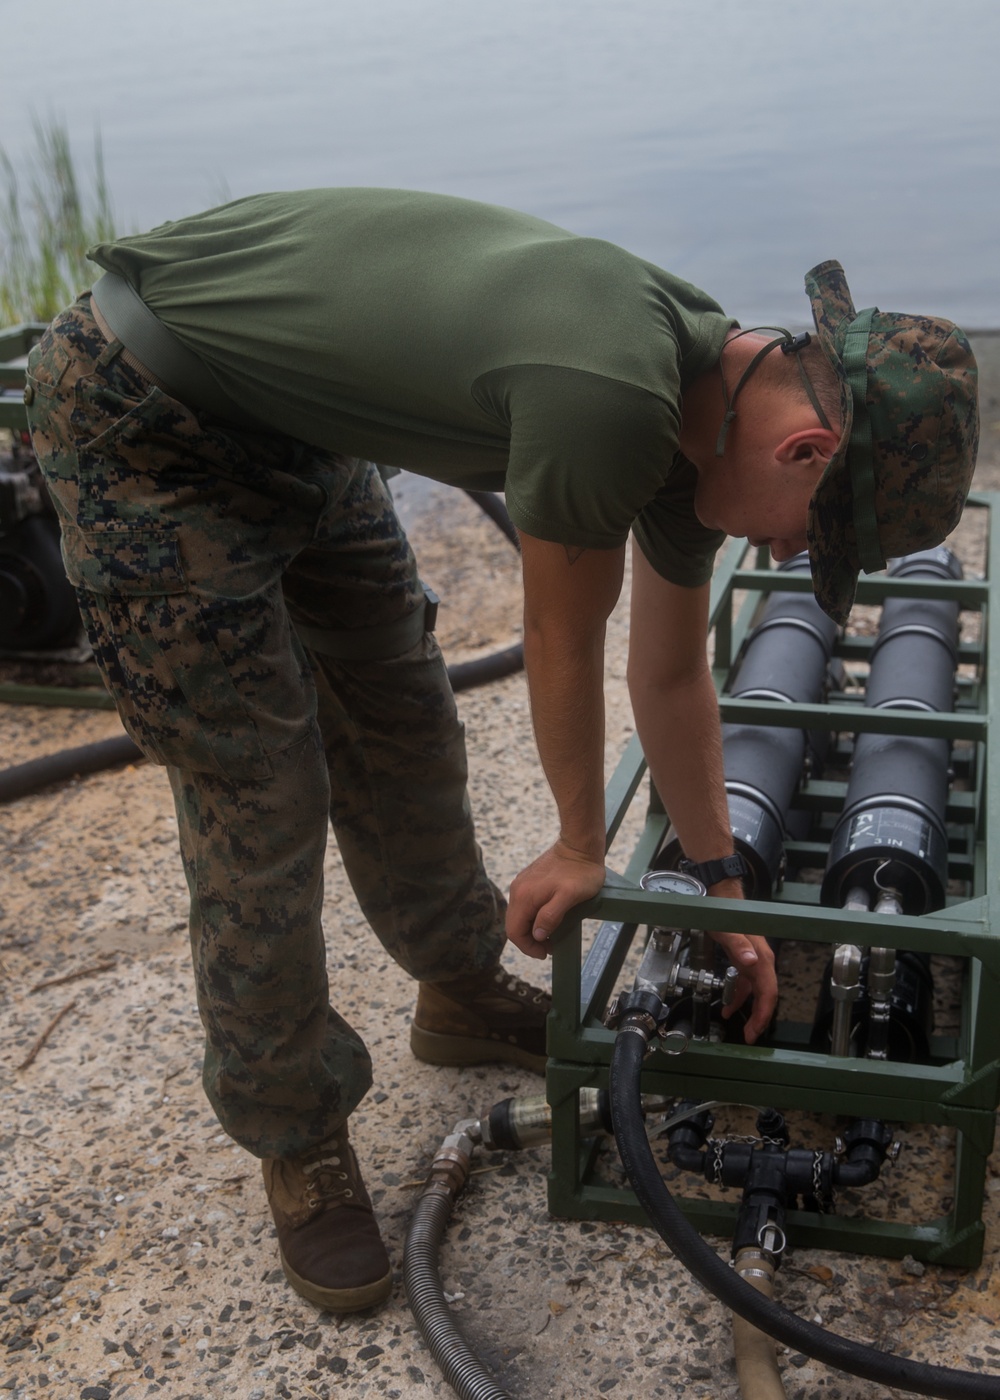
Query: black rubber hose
445,492,524,690
0,489,524,805
608,1027,998,1398
404,1187,512,1400
0,639,525,807
462,490,521,551
0,733,144,804
447,644,524,692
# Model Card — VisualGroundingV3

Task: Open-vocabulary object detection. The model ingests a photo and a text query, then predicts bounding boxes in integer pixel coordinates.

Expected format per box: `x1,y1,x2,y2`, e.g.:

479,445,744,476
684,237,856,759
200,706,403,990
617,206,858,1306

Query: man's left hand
709,927,777,1045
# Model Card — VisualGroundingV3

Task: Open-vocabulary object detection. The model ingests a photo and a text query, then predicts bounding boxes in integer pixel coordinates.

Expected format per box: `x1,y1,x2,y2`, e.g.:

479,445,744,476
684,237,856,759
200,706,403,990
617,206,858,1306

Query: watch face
639,869,706,898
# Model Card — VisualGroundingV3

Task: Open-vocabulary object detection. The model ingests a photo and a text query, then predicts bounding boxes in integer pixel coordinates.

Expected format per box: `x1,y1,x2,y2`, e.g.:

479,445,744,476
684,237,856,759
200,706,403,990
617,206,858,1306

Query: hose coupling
423,1129,477,1201
619,1013,658,1043
757,1216,787,1260
616,987,665,1044
733,1246,778,1286
480,1088,610,1150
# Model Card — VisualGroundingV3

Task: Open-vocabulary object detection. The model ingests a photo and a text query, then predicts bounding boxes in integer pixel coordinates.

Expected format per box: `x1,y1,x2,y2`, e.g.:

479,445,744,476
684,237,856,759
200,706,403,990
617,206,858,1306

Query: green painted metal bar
733,569,989,608
835,635,985,664
579,922,640,1027
706,534,749,630
0,326,44,430
718,697,987,740
547,1054,995,1166
556,1190,986,1267
980,492,991,851
711,585,734,676
620,815,669,884
0,322,46,360
547,1026,974,1101
0,403,30,431
785,785,980,828
550,921,585,1037
0,682,116,710
553,888,998,968
603,733,647,848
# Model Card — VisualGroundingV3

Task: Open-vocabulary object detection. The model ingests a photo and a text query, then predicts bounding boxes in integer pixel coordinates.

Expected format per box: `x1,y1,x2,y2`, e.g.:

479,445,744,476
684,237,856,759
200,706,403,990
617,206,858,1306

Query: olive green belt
90,271,257,427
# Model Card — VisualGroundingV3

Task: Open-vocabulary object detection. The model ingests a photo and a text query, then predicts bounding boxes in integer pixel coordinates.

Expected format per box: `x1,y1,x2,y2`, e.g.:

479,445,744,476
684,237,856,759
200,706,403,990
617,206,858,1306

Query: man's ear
775,426,840,468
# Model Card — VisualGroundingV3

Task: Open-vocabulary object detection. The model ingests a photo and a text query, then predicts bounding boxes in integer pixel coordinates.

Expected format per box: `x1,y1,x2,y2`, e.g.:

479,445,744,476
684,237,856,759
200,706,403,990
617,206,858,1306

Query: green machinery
0,321,115,707
0,321,45,430
546,512,1000,1267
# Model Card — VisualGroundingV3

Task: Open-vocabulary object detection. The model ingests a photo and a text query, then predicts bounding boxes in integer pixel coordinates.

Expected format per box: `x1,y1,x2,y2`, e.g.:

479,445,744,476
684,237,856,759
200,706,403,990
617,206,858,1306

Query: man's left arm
628,544,777,1043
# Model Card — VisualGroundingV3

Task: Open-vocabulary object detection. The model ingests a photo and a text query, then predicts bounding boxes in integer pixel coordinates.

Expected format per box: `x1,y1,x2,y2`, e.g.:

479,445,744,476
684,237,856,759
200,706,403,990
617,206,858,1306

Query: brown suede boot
262,1124,392,1313
410,965,551,1073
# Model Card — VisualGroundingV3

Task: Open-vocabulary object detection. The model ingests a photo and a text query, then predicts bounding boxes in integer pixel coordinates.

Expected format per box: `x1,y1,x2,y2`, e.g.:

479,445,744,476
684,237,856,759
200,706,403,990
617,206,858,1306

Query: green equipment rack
0,322,46,431
546,497,1000,1267
0,321,116,709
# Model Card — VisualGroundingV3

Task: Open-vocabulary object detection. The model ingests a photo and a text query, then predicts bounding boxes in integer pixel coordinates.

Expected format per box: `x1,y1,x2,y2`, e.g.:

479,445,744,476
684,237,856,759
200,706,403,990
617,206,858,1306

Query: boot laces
492,967,549,1007
302,1143,354,1211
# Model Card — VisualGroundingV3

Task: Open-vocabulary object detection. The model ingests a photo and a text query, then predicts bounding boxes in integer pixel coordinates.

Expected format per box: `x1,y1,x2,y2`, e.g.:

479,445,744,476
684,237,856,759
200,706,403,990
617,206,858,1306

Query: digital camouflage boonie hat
804,260,979,625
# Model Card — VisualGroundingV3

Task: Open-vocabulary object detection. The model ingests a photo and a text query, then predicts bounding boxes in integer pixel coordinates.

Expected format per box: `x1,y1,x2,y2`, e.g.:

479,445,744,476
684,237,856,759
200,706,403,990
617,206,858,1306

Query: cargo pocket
25,339,72,400
73,376,165,456
24,341,76,479
62,524,274,781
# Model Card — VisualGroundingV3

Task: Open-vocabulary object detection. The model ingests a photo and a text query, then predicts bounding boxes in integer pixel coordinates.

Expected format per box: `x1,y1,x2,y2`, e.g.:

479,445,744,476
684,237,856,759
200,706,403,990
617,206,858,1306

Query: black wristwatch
677,853,749,888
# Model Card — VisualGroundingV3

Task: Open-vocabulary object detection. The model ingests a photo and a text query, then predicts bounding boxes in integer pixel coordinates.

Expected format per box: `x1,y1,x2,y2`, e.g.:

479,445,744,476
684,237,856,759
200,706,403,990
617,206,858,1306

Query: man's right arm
504,531,626,959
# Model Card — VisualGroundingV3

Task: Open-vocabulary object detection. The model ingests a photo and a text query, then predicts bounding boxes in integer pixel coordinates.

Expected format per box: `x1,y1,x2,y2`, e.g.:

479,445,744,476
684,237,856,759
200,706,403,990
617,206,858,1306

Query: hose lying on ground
462,489,522,551
449,490,523,691
404,1128,513,1400
0,637,525,805
608,1026,999,1399
0,733,144,804
1,491,526,803
447,644,524,692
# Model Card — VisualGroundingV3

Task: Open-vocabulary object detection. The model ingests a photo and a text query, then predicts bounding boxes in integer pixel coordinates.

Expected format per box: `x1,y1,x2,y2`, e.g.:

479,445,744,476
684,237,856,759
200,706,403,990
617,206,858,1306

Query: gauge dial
639,869,707,898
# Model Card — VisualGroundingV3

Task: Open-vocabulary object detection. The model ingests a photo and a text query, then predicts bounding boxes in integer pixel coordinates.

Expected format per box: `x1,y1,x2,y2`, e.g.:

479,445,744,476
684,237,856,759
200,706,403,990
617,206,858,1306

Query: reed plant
1,119,117,326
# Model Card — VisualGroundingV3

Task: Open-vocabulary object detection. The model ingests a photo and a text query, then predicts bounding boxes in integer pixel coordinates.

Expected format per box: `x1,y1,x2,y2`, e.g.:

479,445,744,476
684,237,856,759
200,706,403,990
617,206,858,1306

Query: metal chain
710,1140,724,1184
707,1134,788,1149
812,1149,837,1214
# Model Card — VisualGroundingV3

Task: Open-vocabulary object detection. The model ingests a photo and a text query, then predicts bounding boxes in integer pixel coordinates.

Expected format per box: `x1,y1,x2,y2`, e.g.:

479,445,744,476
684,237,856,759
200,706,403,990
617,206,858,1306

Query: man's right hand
506,841,607,960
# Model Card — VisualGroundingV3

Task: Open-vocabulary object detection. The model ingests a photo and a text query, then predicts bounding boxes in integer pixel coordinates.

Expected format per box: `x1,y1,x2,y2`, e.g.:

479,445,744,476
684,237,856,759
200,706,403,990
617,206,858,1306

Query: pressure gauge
639,869,707,898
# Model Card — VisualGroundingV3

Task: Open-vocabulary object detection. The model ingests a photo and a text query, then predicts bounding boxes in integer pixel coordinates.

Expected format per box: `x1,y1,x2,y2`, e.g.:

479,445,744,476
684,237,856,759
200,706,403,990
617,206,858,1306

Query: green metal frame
546,493,1000,1267
0,322,114,708
0,322,46,432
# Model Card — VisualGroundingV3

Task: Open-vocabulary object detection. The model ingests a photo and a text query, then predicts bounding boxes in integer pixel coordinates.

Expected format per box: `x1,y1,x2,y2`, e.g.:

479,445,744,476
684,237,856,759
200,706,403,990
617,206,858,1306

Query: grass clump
1,119,117,327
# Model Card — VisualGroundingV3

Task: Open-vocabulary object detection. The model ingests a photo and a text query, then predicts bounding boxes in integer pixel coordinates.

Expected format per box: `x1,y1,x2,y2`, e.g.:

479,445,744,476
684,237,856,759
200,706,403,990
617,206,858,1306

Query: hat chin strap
841,307,884,573
714,327,833,458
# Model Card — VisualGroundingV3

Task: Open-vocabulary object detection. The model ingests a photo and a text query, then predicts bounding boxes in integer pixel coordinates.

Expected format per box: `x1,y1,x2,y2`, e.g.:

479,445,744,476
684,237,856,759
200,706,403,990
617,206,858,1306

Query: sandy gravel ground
3,335,1000,1400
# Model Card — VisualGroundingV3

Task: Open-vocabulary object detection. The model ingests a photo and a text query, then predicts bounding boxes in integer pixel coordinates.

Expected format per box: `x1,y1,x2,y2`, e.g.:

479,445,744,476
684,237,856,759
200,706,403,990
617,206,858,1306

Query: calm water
2,0,999,327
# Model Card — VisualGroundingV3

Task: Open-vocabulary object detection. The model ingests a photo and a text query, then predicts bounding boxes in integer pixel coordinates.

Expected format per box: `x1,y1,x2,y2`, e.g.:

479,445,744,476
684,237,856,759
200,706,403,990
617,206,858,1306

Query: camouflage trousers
25,295,506,1158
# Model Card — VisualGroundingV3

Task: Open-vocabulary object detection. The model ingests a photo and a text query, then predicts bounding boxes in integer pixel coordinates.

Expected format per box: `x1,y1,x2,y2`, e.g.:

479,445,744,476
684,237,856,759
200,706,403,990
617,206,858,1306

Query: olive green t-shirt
90,188,733,586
